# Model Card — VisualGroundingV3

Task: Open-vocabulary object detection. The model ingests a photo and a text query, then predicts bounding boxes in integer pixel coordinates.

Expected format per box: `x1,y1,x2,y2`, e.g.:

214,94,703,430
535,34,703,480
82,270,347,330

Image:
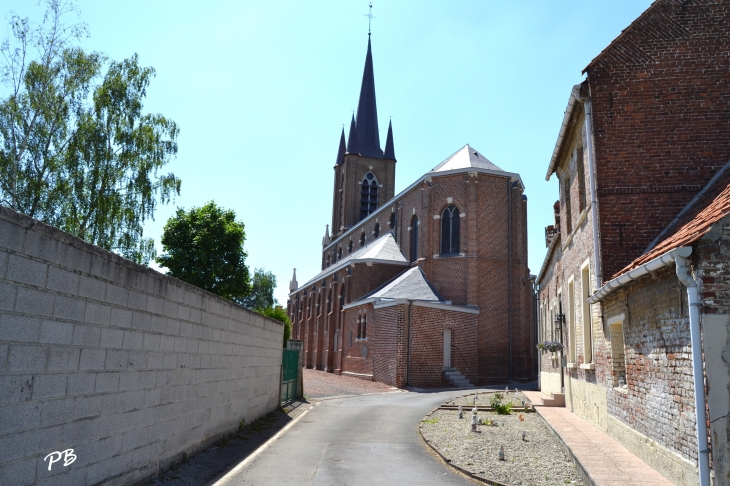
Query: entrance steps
538,392,565,407
443,368,475,388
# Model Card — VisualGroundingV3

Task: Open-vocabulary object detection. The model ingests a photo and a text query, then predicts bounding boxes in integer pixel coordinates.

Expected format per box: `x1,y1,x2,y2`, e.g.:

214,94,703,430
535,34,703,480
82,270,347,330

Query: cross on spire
364,3,375,35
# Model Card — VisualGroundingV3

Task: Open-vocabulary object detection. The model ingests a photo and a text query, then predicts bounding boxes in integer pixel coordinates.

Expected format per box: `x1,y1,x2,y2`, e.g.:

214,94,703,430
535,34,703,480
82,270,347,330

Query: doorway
444,329,452,369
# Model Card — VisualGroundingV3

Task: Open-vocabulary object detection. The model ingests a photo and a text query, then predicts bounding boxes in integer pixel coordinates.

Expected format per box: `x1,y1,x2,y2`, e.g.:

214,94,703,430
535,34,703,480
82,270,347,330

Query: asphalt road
215,389,485,486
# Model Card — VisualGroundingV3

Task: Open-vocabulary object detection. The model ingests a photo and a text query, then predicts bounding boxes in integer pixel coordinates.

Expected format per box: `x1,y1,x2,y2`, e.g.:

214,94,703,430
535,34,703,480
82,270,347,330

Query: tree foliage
240,268,277,309
257,306,292,347
0,0,180,263
157,201,250,301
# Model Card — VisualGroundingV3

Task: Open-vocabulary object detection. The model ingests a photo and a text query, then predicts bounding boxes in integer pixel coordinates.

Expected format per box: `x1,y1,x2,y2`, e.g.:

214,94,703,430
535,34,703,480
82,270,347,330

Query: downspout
507,178,513,382
406,299,413,387
674,252,710,486
582,98,603,289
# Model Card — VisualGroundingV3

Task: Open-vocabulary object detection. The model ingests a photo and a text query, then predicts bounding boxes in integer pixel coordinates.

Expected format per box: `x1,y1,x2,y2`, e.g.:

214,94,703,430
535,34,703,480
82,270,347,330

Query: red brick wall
372,304,408,387
586,0,730,279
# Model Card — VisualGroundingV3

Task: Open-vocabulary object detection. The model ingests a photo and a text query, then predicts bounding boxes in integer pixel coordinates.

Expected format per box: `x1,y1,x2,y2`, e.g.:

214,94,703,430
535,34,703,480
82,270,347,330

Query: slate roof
293,232,408,293
430,144,504,173
615,179,730,278
353,36,383,159
355,266,444,303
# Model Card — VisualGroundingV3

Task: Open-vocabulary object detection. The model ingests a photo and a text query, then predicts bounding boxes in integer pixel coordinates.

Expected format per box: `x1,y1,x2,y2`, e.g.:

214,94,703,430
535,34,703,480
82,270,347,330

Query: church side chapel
287,32,536,388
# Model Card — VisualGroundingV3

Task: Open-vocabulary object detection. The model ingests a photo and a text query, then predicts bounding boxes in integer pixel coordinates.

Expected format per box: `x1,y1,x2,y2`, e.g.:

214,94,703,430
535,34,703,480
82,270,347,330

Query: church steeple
383,119,396,160
346,114,358,154
335,127,346,166
354,36,383,158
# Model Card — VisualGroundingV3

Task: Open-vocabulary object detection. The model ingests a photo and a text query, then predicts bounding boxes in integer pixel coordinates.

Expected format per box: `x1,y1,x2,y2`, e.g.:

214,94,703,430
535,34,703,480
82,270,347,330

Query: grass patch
422,417,439,424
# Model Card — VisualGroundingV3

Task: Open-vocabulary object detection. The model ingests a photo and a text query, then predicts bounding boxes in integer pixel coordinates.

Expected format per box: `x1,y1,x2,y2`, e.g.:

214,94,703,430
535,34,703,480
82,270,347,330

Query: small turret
383,119,396,160
347,114,358,154
289,268,298,293
322,224,330,246
335,128,347,166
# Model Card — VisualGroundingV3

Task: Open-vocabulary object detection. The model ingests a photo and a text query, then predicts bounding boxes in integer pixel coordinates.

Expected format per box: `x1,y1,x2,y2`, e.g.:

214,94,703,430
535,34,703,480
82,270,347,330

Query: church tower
330,35,396,240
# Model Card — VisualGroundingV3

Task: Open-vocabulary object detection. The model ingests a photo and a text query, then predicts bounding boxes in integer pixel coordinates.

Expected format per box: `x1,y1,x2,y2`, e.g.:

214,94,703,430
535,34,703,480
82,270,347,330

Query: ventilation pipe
674,250,710,486
581,97,602,289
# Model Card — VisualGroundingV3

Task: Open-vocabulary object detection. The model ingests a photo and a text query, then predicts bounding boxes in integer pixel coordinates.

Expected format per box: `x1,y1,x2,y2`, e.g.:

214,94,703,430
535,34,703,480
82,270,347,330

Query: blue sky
3,1,653,304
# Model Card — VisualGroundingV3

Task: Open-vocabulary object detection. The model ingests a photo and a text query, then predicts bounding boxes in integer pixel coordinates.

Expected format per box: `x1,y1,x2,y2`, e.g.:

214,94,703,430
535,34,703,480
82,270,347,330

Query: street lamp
554,313,565,332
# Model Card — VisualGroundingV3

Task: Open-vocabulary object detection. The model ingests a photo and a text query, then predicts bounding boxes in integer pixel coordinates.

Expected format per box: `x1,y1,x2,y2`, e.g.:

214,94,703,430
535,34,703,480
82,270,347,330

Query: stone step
442,368,475,388
541,392,565,407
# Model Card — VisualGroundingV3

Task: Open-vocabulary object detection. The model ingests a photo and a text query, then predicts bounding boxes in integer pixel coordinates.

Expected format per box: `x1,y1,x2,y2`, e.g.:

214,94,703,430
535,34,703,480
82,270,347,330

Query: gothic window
389,211,396,229
327,289,332,314
316,293,321,316
326,254,331,267
362,315,367,339
339,286,346,311
360,172,379,221
337,246,342,260
440,205,460,255
374,223,380,238
348,240,353,254
360,232,366,247
410,216,419,262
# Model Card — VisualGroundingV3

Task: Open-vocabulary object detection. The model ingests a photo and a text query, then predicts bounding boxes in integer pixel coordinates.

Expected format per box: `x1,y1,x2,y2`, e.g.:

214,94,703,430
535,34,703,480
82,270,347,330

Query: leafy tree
240,268,278,309
157,201,250,301
257,306,292,347
0,0,180,264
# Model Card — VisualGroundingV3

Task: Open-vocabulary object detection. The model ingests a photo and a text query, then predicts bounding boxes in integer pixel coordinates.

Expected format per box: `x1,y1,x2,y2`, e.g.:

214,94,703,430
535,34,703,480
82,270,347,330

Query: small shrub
238,418,246,431
490,393,512,415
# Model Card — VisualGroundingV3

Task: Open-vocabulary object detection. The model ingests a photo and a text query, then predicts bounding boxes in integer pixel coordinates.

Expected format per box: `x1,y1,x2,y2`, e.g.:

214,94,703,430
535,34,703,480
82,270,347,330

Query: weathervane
364,3,375,35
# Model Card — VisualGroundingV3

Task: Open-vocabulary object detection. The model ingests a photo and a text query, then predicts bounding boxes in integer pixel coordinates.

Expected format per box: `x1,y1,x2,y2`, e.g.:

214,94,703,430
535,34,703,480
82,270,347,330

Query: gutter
579,97,603,289
587,246,710,486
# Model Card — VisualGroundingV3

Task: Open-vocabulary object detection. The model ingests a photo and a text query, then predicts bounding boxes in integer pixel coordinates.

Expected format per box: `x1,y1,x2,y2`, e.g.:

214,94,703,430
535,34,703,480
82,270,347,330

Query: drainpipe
583,99,603,289
674,251,710,486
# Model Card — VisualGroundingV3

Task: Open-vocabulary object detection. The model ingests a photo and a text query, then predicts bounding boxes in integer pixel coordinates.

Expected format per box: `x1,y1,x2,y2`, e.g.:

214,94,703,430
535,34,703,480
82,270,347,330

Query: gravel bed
420,406,583,485
303,369,399,399
443,390,531,409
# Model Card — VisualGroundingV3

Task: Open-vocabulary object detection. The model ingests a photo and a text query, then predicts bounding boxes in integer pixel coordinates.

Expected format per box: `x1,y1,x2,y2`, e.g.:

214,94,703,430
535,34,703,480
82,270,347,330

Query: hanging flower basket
537,340,564,353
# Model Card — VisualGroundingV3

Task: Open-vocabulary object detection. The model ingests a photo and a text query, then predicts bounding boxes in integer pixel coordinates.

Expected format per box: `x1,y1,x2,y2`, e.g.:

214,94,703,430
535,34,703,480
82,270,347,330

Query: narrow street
215,382,482,486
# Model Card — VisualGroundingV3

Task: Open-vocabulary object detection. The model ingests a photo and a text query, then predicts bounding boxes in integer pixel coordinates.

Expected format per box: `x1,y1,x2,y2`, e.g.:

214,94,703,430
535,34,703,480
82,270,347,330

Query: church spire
289,268,298,293
346,113,358,154
383,119,396,160
335,127,346,166
354,36,382,158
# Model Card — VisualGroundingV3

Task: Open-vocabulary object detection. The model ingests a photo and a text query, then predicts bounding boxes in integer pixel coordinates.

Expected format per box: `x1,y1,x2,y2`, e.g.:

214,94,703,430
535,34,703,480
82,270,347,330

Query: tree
239,268,277,309
257,306,292,348
0,0,180,264
157,201,250,301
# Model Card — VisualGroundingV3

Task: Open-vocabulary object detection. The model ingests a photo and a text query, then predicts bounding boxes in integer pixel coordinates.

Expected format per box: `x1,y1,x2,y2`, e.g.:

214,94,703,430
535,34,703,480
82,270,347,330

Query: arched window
410,216,419,262
362,315,367,339
389,212,396,229
360,232,366,247
316,293,321,316
441,205,460,255
348,240,353,254
337,246,342,260
326,254,331,267
327,289,332,314
360,172,379,220
339,286,345,310
374,223,380,238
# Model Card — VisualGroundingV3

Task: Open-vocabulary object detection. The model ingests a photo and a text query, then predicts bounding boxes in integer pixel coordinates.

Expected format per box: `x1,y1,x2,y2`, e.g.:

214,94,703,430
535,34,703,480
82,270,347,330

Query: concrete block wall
0,207,284,486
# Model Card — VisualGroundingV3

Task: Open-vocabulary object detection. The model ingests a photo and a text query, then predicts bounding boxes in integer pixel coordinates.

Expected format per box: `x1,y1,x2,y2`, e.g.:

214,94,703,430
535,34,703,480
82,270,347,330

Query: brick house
536,1,730,484
287,35,536,388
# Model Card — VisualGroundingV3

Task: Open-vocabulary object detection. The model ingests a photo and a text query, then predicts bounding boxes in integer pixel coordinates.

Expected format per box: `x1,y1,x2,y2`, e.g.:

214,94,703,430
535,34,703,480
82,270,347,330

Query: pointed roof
354,37,383,158
335,128,347,166
383,120,396,160
291,232,408,293
430,144,504,173
346,114,359,154
289,268,298,293
364,266,444,301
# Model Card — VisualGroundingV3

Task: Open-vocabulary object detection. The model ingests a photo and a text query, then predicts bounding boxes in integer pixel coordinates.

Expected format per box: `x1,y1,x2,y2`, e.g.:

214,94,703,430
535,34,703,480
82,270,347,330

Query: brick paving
303,369,399,399
523,391,674,486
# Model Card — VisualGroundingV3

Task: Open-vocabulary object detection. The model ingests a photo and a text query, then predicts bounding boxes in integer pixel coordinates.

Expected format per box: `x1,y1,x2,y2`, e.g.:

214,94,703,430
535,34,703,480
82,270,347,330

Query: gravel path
303,369,399,399
420,392,583,486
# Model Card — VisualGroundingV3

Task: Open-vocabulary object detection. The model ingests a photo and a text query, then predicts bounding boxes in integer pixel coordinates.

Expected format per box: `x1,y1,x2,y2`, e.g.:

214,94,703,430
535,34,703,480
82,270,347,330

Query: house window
374,223,380,238
608,316,627,387
410,216,419,262
360,232,366,247
581,263,593,364
360,172,379,220
440,205,460,255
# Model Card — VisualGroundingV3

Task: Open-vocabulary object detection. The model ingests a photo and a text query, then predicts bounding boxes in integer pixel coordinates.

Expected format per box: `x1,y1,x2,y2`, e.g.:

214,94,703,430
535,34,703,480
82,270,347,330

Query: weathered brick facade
537,2,730,483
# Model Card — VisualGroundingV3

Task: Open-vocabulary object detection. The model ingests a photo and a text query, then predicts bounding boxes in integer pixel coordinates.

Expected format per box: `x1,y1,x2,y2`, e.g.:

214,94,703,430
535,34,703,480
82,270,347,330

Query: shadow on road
143,399,310,486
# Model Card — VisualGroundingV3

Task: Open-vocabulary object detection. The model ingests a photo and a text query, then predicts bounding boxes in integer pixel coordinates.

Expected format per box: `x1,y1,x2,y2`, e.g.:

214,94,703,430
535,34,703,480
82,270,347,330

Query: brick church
287,33,536,387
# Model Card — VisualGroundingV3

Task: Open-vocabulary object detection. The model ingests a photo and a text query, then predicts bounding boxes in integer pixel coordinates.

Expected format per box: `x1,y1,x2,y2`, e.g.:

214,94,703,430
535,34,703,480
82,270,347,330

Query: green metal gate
281,348,300,404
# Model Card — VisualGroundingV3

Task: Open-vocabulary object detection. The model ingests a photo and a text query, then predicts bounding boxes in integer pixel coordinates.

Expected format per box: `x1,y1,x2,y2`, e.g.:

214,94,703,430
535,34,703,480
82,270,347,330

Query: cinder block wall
0,207,284,486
